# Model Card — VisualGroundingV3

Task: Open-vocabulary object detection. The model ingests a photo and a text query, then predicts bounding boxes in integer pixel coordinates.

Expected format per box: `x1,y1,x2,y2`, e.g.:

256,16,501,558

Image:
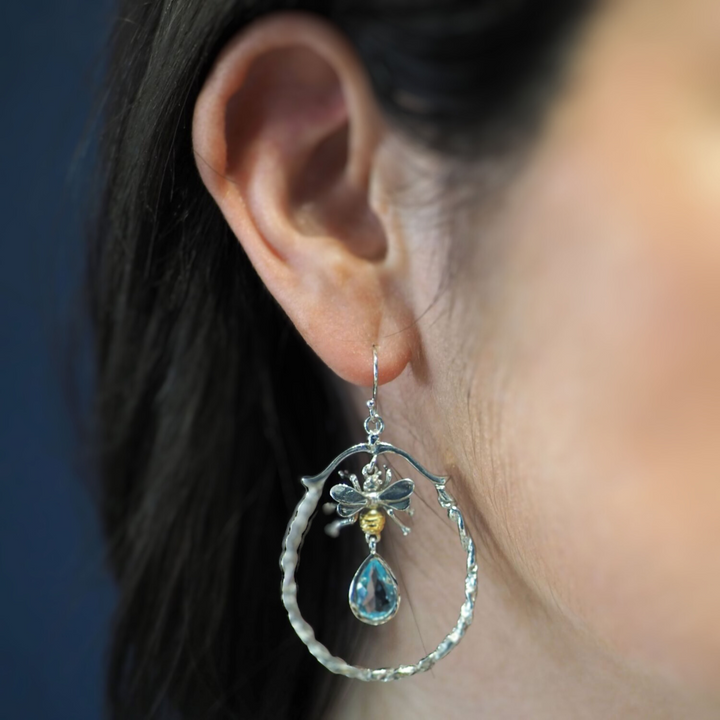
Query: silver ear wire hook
372,343,378,407
364,345,384,447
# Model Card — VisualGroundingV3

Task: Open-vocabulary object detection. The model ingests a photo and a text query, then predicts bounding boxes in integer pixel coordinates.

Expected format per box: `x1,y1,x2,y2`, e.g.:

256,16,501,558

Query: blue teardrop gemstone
349,554,400,625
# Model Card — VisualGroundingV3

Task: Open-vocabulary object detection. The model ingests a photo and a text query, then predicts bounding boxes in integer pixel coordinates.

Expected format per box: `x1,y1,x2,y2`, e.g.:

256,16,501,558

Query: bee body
359,509,386,535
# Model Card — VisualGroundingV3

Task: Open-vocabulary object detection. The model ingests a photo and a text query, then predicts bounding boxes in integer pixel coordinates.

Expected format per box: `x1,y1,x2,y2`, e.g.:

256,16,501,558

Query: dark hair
86,1,596,718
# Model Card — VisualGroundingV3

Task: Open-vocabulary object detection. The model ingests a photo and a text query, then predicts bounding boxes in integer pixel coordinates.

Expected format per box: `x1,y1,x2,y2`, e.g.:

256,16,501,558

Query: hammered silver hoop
279,346,479,681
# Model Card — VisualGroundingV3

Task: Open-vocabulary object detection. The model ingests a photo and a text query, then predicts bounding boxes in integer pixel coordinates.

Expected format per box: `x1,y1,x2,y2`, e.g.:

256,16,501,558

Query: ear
192,12,418,387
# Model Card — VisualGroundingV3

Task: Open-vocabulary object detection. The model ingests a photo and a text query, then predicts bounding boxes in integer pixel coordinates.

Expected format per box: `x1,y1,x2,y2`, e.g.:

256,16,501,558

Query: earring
280,345,478,681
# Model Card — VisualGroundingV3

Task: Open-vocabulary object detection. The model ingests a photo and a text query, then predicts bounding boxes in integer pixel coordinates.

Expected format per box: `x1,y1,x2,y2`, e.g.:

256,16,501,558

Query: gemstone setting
348,553,400,625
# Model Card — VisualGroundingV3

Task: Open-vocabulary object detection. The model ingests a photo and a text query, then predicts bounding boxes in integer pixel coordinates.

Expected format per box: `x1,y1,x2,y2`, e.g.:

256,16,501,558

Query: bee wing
378,478,414,511
329,484,367,516
336,504,363,518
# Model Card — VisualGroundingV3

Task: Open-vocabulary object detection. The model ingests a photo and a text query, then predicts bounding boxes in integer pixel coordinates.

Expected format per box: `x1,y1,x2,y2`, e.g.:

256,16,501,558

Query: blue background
1,1,116,718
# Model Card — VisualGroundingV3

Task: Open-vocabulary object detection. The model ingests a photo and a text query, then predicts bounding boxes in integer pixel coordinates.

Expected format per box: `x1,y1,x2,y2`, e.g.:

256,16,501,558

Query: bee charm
324,465,415,539
323,462,414,625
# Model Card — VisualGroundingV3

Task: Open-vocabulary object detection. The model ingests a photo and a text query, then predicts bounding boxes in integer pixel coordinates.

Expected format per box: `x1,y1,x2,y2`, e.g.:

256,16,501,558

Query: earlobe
191,13,416,387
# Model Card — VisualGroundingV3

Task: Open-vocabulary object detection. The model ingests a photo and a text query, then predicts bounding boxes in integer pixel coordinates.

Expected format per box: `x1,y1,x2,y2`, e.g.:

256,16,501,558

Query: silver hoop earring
280,345,478,681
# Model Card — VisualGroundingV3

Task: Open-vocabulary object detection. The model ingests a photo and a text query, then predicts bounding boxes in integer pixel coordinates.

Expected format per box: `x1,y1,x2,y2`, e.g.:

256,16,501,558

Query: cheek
482,130,720,688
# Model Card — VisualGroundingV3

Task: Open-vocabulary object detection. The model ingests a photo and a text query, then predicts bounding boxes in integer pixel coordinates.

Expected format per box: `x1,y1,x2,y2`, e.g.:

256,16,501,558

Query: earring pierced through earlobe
280,344,478,681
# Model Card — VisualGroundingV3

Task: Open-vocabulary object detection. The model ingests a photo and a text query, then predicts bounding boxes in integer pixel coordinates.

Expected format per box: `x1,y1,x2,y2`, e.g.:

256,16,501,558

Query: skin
192,1,720,717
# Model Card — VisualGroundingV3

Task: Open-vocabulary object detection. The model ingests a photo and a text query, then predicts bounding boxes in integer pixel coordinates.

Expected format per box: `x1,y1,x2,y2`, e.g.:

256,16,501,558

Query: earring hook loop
372,343,379,408
363,344,384,444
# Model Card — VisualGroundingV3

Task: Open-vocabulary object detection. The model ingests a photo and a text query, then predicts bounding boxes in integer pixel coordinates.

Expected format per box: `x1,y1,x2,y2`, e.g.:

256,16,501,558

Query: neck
321,432,718,720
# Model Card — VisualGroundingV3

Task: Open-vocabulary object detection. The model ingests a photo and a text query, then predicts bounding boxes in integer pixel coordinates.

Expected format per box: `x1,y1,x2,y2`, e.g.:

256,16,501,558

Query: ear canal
292,122,348,207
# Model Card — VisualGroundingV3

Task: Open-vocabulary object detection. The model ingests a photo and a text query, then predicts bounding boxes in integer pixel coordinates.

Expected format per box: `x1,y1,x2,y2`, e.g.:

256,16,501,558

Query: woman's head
91,0,720,717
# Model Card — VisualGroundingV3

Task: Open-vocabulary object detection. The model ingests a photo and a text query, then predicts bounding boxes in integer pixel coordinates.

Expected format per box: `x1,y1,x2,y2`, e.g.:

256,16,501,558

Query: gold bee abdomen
359,509,385,535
